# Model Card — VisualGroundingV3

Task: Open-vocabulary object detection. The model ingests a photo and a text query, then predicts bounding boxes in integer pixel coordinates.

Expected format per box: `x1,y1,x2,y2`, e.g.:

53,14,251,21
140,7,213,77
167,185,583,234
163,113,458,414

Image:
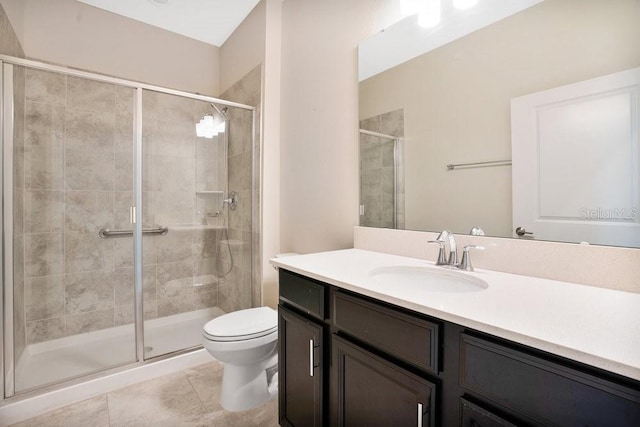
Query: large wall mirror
358,0,640,248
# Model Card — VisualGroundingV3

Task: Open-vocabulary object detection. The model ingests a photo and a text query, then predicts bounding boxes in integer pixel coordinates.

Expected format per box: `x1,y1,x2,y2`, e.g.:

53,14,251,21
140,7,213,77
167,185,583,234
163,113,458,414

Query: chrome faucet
428,230,458,266
429,230,485,271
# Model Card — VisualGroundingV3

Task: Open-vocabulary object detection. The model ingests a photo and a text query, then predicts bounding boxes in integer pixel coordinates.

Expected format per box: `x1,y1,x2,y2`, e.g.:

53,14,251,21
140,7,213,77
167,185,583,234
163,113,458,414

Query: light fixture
401,0,424,16
418,0,441,28
403,0,480,29
196,115,225,139
453,0,479,9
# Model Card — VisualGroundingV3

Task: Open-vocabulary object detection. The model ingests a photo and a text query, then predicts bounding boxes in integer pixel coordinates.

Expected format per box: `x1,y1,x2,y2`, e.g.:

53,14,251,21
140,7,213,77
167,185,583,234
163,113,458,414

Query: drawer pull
417,402,423,427
309,339,314,377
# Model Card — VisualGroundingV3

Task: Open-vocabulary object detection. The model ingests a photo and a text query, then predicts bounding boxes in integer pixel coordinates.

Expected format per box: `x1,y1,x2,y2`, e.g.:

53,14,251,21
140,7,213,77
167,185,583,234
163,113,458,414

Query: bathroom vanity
273,249,640,426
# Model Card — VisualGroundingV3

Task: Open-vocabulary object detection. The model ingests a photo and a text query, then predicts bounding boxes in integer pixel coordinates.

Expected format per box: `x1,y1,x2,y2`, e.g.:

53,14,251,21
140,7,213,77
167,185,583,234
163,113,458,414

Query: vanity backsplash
354,226,640,294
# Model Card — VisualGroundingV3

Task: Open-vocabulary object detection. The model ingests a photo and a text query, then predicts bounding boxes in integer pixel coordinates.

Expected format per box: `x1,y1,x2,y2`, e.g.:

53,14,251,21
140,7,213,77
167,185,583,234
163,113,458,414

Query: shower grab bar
98,226,168,239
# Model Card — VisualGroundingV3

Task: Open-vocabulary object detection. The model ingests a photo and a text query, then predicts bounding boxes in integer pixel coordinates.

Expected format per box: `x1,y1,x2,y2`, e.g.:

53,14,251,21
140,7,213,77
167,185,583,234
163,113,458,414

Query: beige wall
359,0,640,236
1,0,220,95
220,1,266,94
260,0,283,308
279,0,403,255
0,0,24,48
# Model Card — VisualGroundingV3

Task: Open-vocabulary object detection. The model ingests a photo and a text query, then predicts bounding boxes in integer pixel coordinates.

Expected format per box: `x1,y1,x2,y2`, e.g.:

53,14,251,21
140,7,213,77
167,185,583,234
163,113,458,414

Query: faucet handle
458,245,485,271
428,240,448,265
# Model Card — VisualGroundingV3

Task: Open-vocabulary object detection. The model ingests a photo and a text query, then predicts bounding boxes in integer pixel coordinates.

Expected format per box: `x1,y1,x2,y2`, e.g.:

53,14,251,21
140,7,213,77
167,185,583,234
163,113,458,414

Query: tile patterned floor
11,361,279,427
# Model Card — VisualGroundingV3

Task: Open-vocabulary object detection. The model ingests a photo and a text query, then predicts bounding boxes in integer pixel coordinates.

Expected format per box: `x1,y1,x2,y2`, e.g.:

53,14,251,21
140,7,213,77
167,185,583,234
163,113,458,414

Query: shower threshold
15,306,224,393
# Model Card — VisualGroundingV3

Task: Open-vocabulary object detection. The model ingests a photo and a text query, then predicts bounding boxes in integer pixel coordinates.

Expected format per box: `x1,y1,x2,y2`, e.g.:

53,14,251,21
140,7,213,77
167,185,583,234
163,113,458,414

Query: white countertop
271,248,640,381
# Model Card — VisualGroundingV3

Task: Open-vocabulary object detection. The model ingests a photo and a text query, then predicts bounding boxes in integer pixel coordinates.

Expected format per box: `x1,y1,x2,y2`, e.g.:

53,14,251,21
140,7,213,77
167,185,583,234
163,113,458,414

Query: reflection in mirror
358,0,640,248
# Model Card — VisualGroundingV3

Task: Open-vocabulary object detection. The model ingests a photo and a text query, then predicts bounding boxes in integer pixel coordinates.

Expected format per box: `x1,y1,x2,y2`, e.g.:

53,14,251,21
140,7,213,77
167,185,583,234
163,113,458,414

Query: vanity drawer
333,291,440,374
460,333,640,426
460,398,517,427
279,269,326,321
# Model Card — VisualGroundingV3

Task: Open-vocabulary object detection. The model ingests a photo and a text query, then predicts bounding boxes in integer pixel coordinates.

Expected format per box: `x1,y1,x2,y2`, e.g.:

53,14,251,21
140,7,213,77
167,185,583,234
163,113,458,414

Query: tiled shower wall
359,109,405,229
1,3,27,364
17,69,237,345
20,68,139,344
219,65,262,312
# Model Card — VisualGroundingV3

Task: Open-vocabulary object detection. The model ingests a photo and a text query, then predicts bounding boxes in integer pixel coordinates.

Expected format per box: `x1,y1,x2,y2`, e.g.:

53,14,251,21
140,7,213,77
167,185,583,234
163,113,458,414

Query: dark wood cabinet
332,335,436,426
278,269,640,427
278,305,324,427
460,399,517,427
460,333,640,426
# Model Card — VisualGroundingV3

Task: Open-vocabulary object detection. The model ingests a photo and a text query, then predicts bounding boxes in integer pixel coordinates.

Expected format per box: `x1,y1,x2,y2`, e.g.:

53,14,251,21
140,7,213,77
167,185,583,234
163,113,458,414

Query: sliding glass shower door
5,64,138,393
1,55,257,400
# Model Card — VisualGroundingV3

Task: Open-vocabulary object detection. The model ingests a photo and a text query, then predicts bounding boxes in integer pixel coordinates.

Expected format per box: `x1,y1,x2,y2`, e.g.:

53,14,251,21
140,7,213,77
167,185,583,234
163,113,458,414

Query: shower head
210,103,229,120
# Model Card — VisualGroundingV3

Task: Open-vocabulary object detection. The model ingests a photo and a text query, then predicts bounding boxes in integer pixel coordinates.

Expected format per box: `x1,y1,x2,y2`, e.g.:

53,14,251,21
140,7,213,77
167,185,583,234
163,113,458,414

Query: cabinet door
279,305,324,427
332,335,436,427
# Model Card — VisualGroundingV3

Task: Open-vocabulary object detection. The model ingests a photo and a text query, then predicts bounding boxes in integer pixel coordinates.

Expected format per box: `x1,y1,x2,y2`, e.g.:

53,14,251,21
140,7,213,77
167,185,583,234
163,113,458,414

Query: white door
511,67,640,247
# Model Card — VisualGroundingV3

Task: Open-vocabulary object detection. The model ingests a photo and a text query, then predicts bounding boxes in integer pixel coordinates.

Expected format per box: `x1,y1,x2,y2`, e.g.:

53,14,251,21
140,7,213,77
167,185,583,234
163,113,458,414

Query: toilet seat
204,307,277,342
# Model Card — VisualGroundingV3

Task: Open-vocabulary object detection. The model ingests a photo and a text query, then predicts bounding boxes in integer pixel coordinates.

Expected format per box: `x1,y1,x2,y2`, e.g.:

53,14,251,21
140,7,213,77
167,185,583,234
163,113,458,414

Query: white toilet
202,306,279,411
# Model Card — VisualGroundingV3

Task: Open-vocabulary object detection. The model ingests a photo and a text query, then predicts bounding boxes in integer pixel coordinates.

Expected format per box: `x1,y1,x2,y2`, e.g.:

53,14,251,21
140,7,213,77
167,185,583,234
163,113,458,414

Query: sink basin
370,266,488,293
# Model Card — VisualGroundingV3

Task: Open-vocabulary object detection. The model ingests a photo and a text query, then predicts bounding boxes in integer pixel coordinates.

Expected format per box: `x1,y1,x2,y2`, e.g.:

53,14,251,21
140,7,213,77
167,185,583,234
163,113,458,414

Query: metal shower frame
0,54,258,402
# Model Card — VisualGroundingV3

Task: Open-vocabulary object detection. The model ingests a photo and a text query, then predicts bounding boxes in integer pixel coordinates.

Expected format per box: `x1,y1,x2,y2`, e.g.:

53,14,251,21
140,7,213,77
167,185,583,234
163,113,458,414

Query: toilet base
219,354,278,412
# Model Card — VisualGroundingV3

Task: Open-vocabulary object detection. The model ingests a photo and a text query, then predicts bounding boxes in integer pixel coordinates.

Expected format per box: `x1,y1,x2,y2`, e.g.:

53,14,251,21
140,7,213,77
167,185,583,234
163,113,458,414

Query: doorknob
515,226,533,236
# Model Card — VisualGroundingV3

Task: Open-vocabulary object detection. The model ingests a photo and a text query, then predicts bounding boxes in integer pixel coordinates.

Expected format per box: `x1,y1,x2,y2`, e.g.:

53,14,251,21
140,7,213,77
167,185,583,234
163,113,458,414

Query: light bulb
418,0,441,28
195,122,205,137
453,0,479,10
401,0,424,16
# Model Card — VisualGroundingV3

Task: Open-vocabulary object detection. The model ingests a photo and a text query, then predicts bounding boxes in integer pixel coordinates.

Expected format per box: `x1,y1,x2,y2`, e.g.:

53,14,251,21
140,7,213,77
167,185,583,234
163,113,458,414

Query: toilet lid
204,307,277,342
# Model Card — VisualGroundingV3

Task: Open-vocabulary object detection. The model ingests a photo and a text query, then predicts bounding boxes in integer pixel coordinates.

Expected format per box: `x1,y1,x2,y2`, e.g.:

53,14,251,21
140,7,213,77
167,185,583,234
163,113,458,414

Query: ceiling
76,0,260,47
358,0,543,81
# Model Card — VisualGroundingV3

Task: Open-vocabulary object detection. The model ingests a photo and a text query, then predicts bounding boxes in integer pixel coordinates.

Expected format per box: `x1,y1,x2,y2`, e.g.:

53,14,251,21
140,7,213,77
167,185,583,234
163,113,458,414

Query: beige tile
114,152,133,192
11,395,109,427
25,68,66,105
114,299,157,326
157,289,194,317
65,191,114,233
113,265,156,306
186,362,224,411
65,148,115,191
154,191,196,226
24,144,64,190
24,233,64,277
25,317,65,344
24,190,65,233
25,275,65,322
202,398,278,427
64,231,113,274
153,156,196,193
149,120,195,159
157,260,194,298
155,228,194,263
25,101,65,142
107,371,202,426
112,235,156,268
65,308,114,336
115,86,135,116
193,288,218,310
64,270,114,315
67,76,115,112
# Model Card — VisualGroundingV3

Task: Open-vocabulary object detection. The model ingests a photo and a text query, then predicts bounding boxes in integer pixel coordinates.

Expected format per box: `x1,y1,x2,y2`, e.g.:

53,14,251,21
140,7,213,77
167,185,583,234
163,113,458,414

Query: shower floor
15,307,224,393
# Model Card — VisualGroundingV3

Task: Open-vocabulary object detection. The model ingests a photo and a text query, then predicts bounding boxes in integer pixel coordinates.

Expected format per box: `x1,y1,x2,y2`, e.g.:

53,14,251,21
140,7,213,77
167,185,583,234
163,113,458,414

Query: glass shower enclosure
0,55,257,398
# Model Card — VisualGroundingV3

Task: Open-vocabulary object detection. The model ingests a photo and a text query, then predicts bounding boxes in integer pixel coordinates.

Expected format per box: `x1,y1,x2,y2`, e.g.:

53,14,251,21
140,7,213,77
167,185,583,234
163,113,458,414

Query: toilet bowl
202,306,278,411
